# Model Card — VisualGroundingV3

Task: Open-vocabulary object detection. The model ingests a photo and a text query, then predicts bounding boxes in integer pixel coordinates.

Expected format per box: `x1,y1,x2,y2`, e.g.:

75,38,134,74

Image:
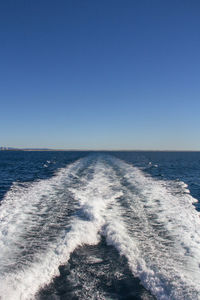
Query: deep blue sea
0,151,200,300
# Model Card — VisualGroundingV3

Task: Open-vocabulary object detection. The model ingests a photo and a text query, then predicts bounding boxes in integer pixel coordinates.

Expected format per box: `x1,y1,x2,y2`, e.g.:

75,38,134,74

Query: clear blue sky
1,0,200,150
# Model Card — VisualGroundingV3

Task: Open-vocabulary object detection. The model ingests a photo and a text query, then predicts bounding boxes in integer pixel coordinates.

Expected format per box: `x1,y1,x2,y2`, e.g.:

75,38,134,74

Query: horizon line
0,147,200,152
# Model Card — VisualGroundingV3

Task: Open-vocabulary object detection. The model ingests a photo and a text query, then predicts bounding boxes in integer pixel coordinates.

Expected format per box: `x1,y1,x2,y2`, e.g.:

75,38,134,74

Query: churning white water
0,155,200,299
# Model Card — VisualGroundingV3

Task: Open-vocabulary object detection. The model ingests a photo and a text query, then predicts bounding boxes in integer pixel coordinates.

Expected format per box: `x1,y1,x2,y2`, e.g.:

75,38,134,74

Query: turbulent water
0,151,200,300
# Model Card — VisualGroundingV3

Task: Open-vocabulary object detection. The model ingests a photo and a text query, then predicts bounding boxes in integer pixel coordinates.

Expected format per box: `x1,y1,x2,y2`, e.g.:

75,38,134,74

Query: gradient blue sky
1,0,200,150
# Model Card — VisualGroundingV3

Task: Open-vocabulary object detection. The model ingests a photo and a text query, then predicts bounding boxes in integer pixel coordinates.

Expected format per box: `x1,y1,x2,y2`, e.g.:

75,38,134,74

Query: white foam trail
1,154,200,300
0,158,87,270
0,158,122,300
103,156,200,300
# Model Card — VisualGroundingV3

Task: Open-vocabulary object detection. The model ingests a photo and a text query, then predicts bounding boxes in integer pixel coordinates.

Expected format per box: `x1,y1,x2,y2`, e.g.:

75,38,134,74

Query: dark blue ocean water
0,151,200,300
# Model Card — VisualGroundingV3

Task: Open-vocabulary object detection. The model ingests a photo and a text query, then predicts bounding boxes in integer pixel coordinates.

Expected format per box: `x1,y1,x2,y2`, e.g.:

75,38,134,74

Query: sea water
0,151,200,300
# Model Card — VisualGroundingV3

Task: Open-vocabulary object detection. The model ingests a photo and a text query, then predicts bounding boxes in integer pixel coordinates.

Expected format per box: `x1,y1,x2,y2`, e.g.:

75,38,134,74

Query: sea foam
0,155,200,299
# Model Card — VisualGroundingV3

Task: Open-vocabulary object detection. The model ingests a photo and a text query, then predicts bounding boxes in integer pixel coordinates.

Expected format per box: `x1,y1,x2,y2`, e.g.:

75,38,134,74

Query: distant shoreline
0,149,200,152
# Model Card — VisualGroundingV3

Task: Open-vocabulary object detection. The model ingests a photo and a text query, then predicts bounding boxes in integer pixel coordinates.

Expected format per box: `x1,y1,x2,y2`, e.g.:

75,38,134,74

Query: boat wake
0,154,200,299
